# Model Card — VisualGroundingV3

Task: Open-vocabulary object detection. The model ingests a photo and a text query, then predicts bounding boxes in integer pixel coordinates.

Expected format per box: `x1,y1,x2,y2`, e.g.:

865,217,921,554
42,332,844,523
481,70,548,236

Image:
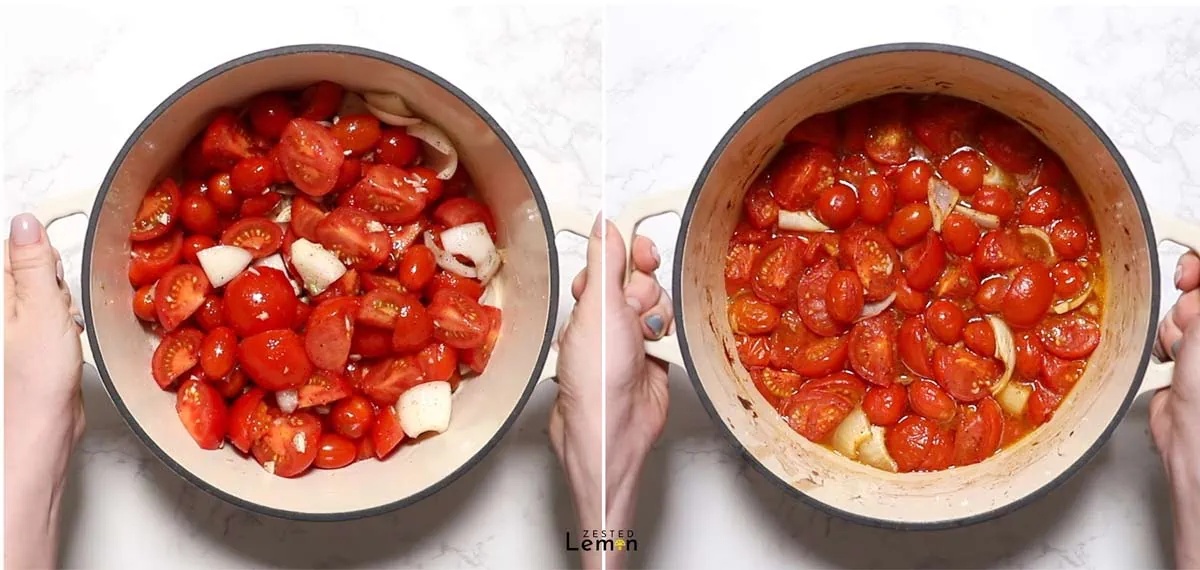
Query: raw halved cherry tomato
356,289,413,329
898,315,938,379
176,379,228,450
815,183,858,229
133,285,158,322
314,433,357,469
865,119,911,165
940,212,981,256
152,327,204,389
825,270,864,323
857,174,894,224
424,271,485,303
200,327,238,380
848,314,898,386
1041,354,1086,395
1002,263,1055,327
1050,217,1088,258
194,295,225,331
290,196,327,241
975,275,1011,314
770,144,836,210
785,112,838,150
419,341,460,381
752,237,805,307
331,394,376,440
223,266,298,337
376,127,420,167
315,207,391,271
785,388,854,442
460,305,501,373
840,102,872,153
391,294,435,353
428,289,490,350
335,157,364,191
886,203,932,248
298,81,344,120
972,229,1026,275
954,397,1003,466
207,172,240,214
909,378,957,422
252,411,322,478
361,272,407,294
399,245,437,291
230,156,276,197
768,310,813,370
180,193,221,236
238,329,312,391
130,179,181,241
840,223,899,302
736,335,771,368
973,185,1016,221
1027,386,1062,425
863,383,908,425
239,192,282,218
1051,261,1088,298
247,92,294,139
934,345,1002,403
304,296,360,371
208,367,248,400
979,117,1040,174
372,406,406,459
154,265,211,331
297,370,352,408
313,269,362,305
200,111,256,170
130,230,185,288
729,293,781,335
1037,313,1100,360
331,114,382,156
346,164,430,225
743,184,779,229
925,299,965,344
935,260,980,303
895,161,931,205
279,118,344,197
963,320,996,357
887,415,954,472
1018,186,1063,226
803,371,867,404
220,217,283,259
362,356,426,405
183,235,215,266
794,336,849,378
228,387,271,453
938,149,986,195
794,258,845,337
900,232,946,292
751,368,802,407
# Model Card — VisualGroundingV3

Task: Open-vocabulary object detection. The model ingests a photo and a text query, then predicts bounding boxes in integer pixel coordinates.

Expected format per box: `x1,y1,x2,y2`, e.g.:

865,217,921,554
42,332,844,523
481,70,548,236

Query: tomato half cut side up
154,265,211,331
933,345,1003,403
794,258,846,337
840,223,900,302
130,179,181,241
848,314,899,386
152,328,205,389
220,217,283,259
372,405,407,459
129,230,184,287
784,389,854,443
175,379,228,450
228,387,271,453
315,207,392,271
278,118,344,197
252,411,322,478
361,356,426,405
346,164,430,225
751,237,806,307
428,289,491,350
461,306,502,373
304,296,360,371
296,370,353,408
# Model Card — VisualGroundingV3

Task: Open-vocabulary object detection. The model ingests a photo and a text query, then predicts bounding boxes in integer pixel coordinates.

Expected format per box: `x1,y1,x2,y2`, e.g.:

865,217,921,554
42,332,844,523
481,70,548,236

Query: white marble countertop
4,3,1199,569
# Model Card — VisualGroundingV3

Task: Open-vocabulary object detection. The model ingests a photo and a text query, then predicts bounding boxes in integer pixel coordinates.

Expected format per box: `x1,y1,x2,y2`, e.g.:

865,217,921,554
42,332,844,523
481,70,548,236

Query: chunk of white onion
196,245,253,288
406,122,458,180
982,163,1015,189
269,195,293,224
362,91,419,121
997,381,1033,416
928,177,961,232
397,381,453,438
425,223,502,284
953,204,1001,229
290,238,347,296
987,315,1016,396
831,407,872,459
276,389,299,414
857,425,899,472
777,209,830,232
857,292,896,322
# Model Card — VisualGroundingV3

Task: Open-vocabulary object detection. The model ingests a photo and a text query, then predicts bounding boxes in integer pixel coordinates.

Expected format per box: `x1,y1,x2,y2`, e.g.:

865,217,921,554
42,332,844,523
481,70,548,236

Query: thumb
585,214,628,297
6,213,60,297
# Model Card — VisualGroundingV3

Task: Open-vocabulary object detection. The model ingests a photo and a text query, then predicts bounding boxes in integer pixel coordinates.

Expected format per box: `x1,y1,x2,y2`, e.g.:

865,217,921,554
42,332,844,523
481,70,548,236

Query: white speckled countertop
4,3,1198,569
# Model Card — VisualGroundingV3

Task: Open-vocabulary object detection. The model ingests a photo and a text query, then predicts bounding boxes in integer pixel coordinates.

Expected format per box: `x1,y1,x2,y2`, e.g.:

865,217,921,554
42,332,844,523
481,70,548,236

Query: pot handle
1139,208,1200,396
32,189,97,368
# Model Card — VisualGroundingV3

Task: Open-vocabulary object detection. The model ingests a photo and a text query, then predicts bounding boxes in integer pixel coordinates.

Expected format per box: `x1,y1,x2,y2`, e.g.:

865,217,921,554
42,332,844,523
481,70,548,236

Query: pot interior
679,47,1153,525
85,48,553,516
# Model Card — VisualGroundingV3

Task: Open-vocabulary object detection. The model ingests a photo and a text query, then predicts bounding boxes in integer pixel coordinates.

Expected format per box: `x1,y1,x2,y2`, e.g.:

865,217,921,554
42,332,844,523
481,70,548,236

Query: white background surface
3,2,1198,569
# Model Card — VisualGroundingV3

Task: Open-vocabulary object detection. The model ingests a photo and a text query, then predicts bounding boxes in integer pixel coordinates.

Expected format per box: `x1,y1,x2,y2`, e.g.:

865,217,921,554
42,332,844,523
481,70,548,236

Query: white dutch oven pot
36,45,600,521
618,43,1200,529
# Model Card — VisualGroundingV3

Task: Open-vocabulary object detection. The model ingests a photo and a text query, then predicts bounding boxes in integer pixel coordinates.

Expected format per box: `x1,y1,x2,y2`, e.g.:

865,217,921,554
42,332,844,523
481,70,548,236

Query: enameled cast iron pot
36,45,595,521
619,43,1200,529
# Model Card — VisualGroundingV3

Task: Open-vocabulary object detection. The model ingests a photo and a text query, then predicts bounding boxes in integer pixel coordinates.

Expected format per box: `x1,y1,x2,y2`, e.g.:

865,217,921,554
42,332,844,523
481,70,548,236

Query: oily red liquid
725,94,1105,473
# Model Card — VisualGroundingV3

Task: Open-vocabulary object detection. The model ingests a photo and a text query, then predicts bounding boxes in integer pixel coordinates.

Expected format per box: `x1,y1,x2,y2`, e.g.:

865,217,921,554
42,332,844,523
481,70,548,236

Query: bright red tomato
372,406,406,459
331,114,382,156
296,370,352,408
794,336,849,378
886,415,954,472
154,265,211,331
433,197,498,237
130,179,181,241
419,341,460,381
898,315,938,379
345,164,430,225
908,378,957,422
1001,263,1054,327
207,172,241,214
200,111,256,170
785,112,838,149
794,258,846,337
785,388,854,442
228,387,272,453
886,203,932,248
973,185,1016,221
954,397,1003,466
938,149,986,194
182,235,215,265
230,156,276,197
940,212,981,255
840,224,900,302
770,144,836,210
728,293,781,335
934,345,1002,403
304,297,360,371
200,327,238,380
900,232,946,292
129,230,184,287
428,289,490,349
865,119,912,165
133,285,158,322
314,433,357,469
752,237,806,306
247,92,294,139
848,314,898,386
298,81,343,120
736,335,771,368
331,394,376,439
290,195,327,241
925,299,965,344
1037,313,1100,360
863,383,908,425
979,117,1040,174
315,207,391,271
815,183,858,229
391,293,435,353
963,320,996,357
238,329,312,391
1018,186,1063,226
895,161,931,205
220,217,283,259
361,356,426,405
223,266,298,337
398,245,437,291
857,174,894,224
1050,217,1088,258
252,411,322,478
152,328,204,389
376,128,420,167
825,270,864,323
176,379,228,450
279,118,344,197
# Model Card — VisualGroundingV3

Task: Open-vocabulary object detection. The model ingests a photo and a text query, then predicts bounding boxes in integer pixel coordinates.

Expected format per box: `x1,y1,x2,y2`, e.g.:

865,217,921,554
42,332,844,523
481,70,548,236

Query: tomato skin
751,368,803,407
223,266,299,338
893,279,929,314
794,258,846,337
330,394,376,439
154,265,211,331
972,185,1016,221
838,153,874,187
909,377,958,422
1001,263,1055,327
152,328,204,390
175,379,229,450
865,119,912,165
133,285,158,322
1037,313,1101,359
1018,186,1063,226
840,223,900,302
428,289,490,350
314,433,357,469
729,293,781,335
825,270,865,323
886,203,932,248
953,397,1003,466
200,327,238,380
182,235,215,266
279,118,345,197
425,270,485,302
784,389,854,442
230,156,275,197
972,229,1026,275
331,114,382,156
786,112,839,149
863,383,908,425
901,232,946,292
938,149,986,194
896,161,932,204
372,406,407,459
848,314,898,386
220,217,284,259
925,300,965,344
963,320,996,357
815,183,858,229
179,193,221,236
228,387,271,453
315,207,392,271
1027,386,1062,426
346,164,430,225
886,415,955,473
975,276,1011,314
194,295,226,331
376,128,420,167
252,411,322,478
934,345,1002,403
398,245,437,291
794,336,849,378
768,310,812,370
736,335,772,368
200,111,256,170
1051,261,1087,298
247,92,294,139
131,179,182,241
803,371,867,404
419,341,460,381
238,329,313,391
770,144,837,210
857,174,894,224
298,81,344,120
1013,331,1045,381
743,185,779,229
391,293,435,353
304,297,360,371
899,315,937,378
752,237,805,306
1050,217,1088,258
207,172,241,214
296,370,352,408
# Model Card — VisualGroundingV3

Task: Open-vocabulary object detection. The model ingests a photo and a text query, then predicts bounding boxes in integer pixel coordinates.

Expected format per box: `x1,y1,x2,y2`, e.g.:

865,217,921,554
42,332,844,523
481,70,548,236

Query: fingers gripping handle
536,202,597,385
1141,208,1200,396
32,189,96,368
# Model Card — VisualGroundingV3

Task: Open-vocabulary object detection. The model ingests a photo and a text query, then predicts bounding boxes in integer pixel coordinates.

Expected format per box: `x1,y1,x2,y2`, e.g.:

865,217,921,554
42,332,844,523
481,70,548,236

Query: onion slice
406,122,458,180
1017,226,1058,266
831,407,872,460
996,381,1032,416
982,163,1015,189
363,91,422,126
857,425,899,472
338,91,370,118
987,315,1016,396
953,204,1001,229
276,389,299,414
425,222,502,284
857,292,896,321
1053,279,1094,314
928,177,960,231
777,209,829,232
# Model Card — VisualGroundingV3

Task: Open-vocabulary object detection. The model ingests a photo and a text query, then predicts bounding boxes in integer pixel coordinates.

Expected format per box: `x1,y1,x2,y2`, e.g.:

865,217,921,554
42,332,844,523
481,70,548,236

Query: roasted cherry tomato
938,149,986,194
972,185,1016,221
865,119,911,165
972,229,1026,275
862,383,908,426
784,388,854,442
899,315,937,379
825,270,864,323
848,314,898,386
940,212,981,255
857,174,894,224
752,237,805,306
768,310,813,370
954,397,1003,466
794,258,845,337
1037,312,1100,360
1027,386,1062,426
886,203,932,248
1001,263,1055,327
1018,186,1063,226
736,334,772,368
1050,217,1088,258
770,144,836,210
900,232,946,292
909,378,957,422
751,368,803,408
1051,261,1088,298
815,183,858,229
933,345,1002,403
729,293,781,335
963,320,996,357
895,161,932,205
743,184,779,230
794,336,849,378
840,223,900,302
925,299,965,344
785,112,838,150
886,415,954,472
979,117,1040,174
1041,354,1085,395
974,275,1011,314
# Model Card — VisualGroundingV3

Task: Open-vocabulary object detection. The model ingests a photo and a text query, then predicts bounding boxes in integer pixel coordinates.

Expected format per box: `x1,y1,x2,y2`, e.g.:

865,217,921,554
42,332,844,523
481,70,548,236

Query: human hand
4,213,86,569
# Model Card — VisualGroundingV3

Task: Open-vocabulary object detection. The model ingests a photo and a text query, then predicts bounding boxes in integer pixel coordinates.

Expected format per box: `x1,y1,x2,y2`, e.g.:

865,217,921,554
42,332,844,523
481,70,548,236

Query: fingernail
645,314,665,338
56,259,65,282
1172,339,1183,359
626,296,643,313
1176,263,1184,288
651,243,661,264
10,214,42,246
591,214,607,238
